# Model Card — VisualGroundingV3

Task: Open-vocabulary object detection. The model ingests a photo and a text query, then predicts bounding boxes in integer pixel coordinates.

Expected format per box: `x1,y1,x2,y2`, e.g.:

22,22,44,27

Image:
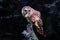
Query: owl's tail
35,21,46,37
36,26,44,36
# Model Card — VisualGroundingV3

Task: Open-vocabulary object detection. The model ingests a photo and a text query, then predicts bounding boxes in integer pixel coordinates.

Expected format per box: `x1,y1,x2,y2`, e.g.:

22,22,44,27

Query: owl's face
22,6,33,18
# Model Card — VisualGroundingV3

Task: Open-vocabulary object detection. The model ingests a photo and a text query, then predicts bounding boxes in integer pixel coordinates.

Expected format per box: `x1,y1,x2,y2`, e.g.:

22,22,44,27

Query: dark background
0,0,60,40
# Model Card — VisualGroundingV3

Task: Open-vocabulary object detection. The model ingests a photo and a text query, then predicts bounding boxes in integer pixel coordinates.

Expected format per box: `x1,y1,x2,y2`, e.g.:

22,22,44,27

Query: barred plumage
21,6,45,36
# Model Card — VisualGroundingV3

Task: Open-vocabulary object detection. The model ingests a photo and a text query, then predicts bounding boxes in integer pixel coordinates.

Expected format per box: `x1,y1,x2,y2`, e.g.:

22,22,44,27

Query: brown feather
22,6,46,37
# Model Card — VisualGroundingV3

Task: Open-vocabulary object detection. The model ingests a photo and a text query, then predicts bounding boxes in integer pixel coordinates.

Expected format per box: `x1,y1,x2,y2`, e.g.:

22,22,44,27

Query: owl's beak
25,13,29,17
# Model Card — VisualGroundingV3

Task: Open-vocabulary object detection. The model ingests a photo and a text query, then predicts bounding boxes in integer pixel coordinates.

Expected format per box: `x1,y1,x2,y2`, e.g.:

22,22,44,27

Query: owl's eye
23,10,27,15
24,10,27,12
29,10,30,12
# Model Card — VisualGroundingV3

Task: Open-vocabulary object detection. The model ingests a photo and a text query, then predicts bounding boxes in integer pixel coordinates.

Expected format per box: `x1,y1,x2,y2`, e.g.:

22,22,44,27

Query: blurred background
0,0,60,40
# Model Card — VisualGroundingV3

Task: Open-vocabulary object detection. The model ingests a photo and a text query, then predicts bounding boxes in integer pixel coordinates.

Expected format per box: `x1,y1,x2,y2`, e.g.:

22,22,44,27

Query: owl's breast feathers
29,11,40,22
29,11,44,36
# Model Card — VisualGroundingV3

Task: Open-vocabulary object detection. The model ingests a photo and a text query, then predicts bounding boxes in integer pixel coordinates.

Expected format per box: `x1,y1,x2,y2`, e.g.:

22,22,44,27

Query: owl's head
21,6,34,18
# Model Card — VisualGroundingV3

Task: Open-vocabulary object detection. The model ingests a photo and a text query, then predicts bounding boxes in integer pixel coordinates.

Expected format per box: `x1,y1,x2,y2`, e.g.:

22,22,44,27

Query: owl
21,6,45,36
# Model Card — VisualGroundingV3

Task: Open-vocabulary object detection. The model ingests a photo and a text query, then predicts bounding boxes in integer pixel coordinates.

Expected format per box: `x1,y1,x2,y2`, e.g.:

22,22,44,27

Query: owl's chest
29,13,40,22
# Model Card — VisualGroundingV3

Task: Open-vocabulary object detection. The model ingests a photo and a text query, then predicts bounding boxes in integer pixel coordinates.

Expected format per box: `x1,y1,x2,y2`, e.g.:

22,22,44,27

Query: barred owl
21,6,44,36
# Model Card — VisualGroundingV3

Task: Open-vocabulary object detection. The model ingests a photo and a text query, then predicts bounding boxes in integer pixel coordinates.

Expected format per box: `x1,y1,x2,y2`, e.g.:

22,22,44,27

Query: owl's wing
33,11,44,36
